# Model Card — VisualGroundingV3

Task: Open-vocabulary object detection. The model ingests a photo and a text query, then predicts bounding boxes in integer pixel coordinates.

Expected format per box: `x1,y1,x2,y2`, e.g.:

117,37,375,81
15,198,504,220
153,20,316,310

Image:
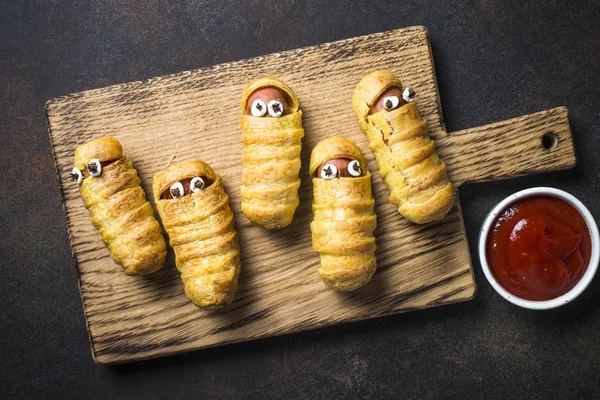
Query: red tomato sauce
486,195,592,301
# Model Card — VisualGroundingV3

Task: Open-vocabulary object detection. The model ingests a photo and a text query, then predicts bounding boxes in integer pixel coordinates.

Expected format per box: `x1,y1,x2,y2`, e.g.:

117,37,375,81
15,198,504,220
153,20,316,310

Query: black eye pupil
272,103,281,113
256,103,262,110
385,100,393,109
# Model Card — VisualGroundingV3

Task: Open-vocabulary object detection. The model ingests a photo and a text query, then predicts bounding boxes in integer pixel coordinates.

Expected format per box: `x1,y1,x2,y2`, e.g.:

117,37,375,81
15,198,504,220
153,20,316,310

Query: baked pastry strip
153,161,240,308
72,137,167,275
352,70,454,224
310,137,377,291
240,77,304,229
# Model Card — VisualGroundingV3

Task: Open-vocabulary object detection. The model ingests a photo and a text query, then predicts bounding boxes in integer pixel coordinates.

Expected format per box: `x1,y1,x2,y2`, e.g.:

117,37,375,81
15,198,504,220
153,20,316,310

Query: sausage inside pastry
352,70,454,224
72,137,167,275
240,77,304,229
153,161,241,308
310,137,377,291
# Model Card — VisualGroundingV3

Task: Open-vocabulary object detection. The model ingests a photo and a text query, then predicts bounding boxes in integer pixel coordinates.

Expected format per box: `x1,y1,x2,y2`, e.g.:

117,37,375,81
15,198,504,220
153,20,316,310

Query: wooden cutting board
46,26,575,364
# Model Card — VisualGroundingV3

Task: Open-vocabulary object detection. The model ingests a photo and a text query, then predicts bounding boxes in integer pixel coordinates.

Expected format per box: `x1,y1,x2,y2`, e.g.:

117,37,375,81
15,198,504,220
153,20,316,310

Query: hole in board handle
542,133,559,150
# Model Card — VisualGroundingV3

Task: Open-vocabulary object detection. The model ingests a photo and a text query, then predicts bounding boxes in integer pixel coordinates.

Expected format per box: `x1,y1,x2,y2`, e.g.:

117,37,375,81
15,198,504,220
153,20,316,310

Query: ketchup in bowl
486,195,592,301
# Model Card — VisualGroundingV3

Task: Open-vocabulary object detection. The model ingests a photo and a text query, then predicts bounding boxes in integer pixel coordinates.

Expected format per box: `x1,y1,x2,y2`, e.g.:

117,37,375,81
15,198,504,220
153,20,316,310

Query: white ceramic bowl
478,187,599,310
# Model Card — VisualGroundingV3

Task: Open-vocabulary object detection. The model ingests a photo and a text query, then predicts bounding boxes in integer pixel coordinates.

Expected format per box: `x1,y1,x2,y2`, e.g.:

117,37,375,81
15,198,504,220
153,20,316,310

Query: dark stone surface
1,0,599,398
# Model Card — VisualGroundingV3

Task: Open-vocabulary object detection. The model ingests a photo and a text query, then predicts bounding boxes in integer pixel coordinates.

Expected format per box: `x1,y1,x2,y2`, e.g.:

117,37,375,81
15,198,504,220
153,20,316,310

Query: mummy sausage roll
240,77,304,229
153,161,240,308
72,137,167,275
352,70,454,224
310,138,377,291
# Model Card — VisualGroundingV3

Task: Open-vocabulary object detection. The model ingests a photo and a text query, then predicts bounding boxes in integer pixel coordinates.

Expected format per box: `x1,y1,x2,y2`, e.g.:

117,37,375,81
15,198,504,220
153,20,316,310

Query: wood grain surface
45,26,575,364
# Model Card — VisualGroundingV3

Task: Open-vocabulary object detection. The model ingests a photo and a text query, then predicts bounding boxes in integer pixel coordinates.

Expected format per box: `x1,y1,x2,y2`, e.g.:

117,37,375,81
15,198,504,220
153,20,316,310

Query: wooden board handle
437,107,575,187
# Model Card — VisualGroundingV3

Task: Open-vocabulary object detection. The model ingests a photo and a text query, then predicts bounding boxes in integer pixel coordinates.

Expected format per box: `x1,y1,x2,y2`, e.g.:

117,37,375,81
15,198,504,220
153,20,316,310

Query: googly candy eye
267,100,284,117
383,96,400,111
403,87,416,103
320,163,338,180
190,176,205,193
71,167,83,184
348,160,362,177
87,159,102,177
251,99,267,117
170,182,185,198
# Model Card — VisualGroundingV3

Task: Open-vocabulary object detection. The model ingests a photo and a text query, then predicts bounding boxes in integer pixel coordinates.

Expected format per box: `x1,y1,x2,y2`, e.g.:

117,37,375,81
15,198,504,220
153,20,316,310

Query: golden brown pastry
153,160,240,308
72,137,166,275
240,77,304,229
310,137,377,291
352,70,454,224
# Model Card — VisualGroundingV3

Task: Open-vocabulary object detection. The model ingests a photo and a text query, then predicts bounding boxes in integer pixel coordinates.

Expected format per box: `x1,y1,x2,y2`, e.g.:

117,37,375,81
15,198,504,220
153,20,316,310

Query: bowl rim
478,187,600,310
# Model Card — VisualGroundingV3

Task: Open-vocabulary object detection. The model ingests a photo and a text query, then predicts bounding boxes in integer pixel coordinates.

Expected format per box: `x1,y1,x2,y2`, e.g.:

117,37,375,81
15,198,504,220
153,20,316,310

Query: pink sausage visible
315,158,363,178
160,176,213,199
245,87,288,116
368,86,405,115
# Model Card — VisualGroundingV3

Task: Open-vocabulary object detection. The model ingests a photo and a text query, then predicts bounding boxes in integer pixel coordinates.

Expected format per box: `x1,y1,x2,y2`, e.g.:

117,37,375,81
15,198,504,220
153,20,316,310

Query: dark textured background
2,0,599,398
